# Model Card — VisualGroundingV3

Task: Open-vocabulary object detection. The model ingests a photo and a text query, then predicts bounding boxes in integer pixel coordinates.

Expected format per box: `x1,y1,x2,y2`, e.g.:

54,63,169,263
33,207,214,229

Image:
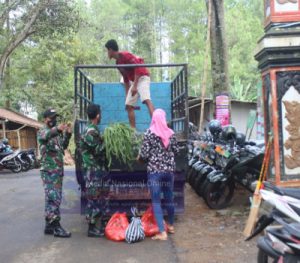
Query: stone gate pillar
255,0,300,186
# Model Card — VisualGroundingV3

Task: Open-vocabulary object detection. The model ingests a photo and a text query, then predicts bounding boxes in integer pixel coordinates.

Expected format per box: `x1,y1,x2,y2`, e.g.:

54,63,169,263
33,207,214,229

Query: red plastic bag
105,212,129,241
141,206,167,237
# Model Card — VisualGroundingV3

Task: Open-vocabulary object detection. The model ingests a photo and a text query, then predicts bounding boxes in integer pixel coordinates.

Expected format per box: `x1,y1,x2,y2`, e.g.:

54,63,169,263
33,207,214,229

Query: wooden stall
0,108,43,150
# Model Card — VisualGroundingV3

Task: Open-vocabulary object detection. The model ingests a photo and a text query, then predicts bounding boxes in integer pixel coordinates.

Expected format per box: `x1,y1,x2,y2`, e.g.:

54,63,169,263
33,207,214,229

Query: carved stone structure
265,0,300,27
256,0,300,186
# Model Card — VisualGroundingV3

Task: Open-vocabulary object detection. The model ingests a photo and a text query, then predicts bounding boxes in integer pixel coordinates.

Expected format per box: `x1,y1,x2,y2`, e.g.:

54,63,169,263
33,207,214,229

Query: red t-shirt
116,51,150,84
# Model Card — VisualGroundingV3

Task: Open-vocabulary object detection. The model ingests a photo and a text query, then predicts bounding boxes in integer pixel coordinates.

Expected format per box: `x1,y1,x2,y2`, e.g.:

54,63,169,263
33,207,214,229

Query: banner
215,94,230,126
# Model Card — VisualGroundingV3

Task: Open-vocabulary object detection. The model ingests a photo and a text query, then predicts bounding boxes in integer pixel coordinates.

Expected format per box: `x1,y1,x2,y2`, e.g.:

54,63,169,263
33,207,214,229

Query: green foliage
103,123,142,168
0,0,79,121
164,0,208,96
0,0,265,121
0,0,79,58
33,0,79,37
230,77,257,102
225,0,264,100
8,33,76,121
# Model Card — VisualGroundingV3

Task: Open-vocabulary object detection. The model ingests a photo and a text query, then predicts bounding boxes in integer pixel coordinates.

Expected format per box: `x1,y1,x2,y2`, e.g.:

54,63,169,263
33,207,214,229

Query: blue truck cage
74,63,189,215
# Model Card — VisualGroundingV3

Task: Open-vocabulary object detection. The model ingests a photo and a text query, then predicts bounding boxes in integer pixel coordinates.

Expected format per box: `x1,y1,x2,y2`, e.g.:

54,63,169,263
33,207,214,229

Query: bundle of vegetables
103,123,142,168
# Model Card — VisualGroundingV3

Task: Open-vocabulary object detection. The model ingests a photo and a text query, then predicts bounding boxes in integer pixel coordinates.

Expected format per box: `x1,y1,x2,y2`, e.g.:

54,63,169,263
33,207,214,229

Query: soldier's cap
43,108,60,118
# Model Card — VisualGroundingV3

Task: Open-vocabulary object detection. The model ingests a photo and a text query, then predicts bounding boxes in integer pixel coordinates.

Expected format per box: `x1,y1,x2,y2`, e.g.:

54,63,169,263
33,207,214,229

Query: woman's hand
136,155,145,164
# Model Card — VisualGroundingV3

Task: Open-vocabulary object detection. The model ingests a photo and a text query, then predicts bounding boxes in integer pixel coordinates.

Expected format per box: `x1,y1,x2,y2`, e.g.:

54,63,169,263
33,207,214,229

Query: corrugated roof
188,97,257,107
0,108,43,129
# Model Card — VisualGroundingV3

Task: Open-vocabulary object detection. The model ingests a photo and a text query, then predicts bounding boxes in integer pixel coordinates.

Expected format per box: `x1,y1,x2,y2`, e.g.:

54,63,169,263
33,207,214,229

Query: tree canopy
0,0,264,120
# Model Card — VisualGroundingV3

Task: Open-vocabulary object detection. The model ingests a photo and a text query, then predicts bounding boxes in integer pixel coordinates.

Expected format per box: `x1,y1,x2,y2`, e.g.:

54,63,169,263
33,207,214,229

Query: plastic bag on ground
125,207,145,244
105,212,129,241
141,206,167,237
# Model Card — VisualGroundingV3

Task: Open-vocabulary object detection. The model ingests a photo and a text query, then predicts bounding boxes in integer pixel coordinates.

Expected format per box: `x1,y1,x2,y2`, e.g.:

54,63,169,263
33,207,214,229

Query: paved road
0,168,178,263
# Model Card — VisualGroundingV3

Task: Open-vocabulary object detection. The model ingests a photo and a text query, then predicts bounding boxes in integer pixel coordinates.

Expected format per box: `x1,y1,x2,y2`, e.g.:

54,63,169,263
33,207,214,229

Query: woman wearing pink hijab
138,109,179,241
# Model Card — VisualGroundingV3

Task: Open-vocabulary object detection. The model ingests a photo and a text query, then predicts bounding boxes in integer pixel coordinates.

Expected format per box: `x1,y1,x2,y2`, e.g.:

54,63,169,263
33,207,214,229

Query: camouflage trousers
40,170,63,223
83,169,110,224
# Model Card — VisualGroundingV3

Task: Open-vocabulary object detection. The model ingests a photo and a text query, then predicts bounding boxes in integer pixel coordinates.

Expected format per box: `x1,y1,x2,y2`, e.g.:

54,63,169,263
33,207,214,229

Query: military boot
45,220,71,238
52,221,72,238
44,219,55,235
88,223,104,237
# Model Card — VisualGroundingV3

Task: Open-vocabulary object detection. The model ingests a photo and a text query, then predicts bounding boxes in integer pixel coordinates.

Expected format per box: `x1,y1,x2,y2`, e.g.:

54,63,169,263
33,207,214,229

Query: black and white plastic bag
125,207,145,244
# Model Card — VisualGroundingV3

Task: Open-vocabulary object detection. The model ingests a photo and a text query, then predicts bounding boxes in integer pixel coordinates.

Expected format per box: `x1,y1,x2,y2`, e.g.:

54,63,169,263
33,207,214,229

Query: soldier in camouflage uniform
80,104,109,237
38,108,72,238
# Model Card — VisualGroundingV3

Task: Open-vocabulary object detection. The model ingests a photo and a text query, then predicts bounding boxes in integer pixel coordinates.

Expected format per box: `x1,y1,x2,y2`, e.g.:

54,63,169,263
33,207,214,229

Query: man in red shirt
105,39,155,128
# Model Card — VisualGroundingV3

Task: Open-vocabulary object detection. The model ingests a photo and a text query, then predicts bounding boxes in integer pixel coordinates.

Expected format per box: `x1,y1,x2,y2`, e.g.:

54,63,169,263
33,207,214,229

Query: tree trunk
0,0,51,89
5,0,10,92
0,0,20,29
209,0,229,96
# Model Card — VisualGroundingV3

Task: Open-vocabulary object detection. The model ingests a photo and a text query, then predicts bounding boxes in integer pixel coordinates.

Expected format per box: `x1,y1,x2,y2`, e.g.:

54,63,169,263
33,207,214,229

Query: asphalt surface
0,168,178,263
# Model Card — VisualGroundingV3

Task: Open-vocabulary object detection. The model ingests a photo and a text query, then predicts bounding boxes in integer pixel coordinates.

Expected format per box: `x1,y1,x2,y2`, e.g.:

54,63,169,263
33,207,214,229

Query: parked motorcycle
186,121,220,185
246,182,300,262
186,124,212,183
17,150,32,172
190,141,216,190
187,120,265,210
26,148,39,169
0,139,38,172
201,137,264,209
0,149,22,173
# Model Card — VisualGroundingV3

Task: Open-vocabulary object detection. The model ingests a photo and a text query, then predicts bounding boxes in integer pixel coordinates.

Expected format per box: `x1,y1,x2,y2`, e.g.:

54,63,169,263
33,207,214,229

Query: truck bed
74,63,189,215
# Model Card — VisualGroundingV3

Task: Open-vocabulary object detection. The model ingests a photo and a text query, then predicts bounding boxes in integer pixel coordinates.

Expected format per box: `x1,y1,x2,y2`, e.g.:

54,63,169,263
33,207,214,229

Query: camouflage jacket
80,122,106,171
38,126,71,172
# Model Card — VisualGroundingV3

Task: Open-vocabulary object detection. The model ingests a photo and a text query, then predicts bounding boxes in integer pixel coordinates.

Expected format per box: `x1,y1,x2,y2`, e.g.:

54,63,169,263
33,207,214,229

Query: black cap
43,108,59,118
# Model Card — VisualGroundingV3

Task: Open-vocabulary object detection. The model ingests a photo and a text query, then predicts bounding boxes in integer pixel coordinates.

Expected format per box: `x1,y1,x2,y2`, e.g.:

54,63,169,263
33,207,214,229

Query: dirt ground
171,184,258,263
0,168,259,263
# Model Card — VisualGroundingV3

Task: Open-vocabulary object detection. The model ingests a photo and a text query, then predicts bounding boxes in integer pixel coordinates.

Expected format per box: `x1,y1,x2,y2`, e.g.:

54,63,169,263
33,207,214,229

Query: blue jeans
148,172,175,232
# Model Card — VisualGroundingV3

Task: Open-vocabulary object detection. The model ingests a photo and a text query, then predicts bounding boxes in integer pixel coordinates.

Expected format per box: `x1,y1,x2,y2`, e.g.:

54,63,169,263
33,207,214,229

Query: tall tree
225,0,263,101
209,0,229,96
165,0,207,95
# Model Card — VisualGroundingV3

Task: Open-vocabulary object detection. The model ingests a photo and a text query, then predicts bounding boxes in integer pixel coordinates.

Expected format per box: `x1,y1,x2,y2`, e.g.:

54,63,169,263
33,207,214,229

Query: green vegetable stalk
103,123,142,168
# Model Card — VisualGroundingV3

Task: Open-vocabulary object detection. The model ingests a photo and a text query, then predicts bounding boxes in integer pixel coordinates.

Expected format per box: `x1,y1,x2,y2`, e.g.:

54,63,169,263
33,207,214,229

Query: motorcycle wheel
191,171,201,189
257,248,273,263
34,160,41,169
195,171,211,196
11,160,22,173
202,179,235,209
188,168,198,186
21,158,31,172
186,167,193,183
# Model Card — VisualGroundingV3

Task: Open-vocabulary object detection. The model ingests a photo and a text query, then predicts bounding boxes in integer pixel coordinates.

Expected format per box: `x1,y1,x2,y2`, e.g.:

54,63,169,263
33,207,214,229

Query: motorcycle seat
0,152,11,158
264,182,300,200
257,236,281,259
280,188,300,200
267,227,293,243
284,223,300,240
27,148,35,153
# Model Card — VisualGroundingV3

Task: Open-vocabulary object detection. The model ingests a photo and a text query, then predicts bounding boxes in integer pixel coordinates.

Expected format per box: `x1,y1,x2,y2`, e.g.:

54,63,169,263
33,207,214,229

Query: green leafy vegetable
103,123,142,168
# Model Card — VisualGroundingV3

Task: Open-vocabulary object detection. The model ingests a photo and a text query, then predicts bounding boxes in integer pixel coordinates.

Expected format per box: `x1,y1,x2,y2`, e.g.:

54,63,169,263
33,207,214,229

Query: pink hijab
149,109,174,148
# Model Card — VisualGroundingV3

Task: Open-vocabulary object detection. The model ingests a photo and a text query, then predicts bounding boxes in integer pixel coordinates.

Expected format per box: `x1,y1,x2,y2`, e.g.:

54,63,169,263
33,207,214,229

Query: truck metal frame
74,63,189,215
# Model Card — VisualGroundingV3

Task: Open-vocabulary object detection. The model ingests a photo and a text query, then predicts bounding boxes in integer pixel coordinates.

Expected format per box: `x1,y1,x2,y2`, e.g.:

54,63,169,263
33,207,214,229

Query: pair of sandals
151,225,175,241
